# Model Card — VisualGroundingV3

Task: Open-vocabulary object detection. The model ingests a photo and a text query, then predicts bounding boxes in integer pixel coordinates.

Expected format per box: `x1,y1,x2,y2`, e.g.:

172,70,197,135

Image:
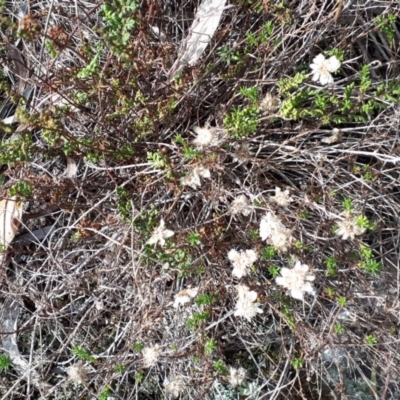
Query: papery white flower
229,195,253,216
322,128,342,144
310,54,341,85
228,366,246,387
192,126,218,148
335,216,366,240
147,219,174,247
173,287,199,308
260,92,280,112
164,375,185,398
259,212,293,252
270,187,292,207
234,284,263,321
67,362,87,386
180,165,211,189
228,249,258,279
276,261,315,300
142,344,160,368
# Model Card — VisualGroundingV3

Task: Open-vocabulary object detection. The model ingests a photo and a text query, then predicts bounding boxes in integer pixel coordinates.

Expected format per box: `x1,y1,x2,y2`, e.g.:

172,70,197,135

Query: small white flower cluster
310,53,341,85
259,212,293,252
228,249,257,279
228,366,246,387
234,284,263,321
335,215,366,240
67,362,87,386
164,375,185,398
229,195,253,216
173,287,199,308
192,126,219,149
180,165,211,189
147,219,174,247
142,344,160,368
270,187,292,207
276,261,315,300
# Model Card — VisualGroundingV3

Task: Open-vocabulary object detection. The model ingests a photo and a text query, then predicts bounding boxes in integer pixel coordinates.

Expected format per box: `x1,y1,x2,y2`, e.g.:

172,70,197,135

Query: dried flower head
322,128,342,144
232,142,251,163
164,375,185,398
147,219,174,247
229,195,253,216
234,284,263,321
260,92,280,112
142,344,160,368
228,249,258,279
270,187,292,207
335,215,366,240
228,366,247,387
173,287,199,308
310,54,341,85
192,126,219,148
276,261,315,300
259,212,293,252
180,165,211,189
67,362,87,386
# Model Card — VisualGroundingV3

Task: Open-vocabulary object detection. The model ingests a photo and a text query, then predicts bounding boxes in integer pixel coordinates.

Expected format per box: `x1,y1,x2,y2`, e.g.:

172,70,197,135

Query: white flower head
164,375,185,398
228,249,258,279
260,92,280,112
270,187,292,207
192,126,218,148
310,53,341,85
180,165,211,189
259,212,293,252
229,195,253,216
173,287,199,308
322,128,342,144
147,219,174,247
335,215,366,240
67,362,87,386
234,284,263,321
228,366,247,387
276,261,316,300
142,344,160,368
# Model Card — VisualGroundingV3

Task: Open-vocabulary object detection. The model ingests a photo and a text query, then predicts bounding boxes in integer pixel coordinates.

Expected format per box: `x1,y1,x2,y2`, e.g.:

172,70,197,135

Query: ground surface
1,0,400,399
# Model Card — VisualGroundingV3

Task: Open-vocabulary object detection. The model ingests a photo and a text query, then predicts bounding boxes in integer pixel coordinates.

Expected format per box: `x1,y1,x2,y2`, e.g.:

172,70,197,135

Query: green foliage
9,181,33,200
0,353,12,372
248,229,259,240
246,21,275,47
325,256,338,277
71,347,96,362
278,72,307,96
217,45,240,66
334,323,345,334
325,287,335,297
147,151,166,169
291,357,303,370
359,65,372,92
376,13,397,47
213,360,228,374
195,294,214,306
45,39,57,58
337,296,347,307
261,246,277,260
187,232,201,245
99,385,112,400
77,45,102,78
152,247,193,277
116,186,133,222
133,342,144,352
186,311,210,331
325,48,345,62
115,363,125,373
100,0,139,55
239,86,259,104
268,265,280,278
365,334,377,346
224,105,260,139
204,339,217,355
0,134,33,165
343,198,353,212
359,244,382,275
